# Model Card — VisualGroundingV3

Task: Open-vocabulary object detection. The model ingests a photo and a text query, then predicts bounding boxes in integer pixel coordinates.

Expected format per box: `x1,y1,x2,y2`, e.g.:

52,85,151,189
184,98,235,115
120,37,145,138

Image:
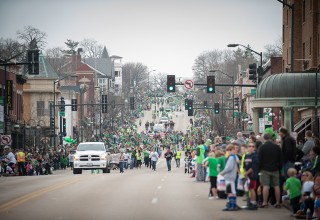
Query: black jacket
281,134,296,163
258,141,282,172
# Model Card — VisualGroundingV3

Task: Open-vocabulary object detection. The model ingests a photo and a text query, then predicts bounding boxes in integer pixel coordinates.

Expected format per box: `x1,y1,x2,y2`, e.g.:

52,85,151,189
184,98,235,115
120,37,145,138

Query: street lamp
227,44,263,84
53,74,78,147
209,69,235,125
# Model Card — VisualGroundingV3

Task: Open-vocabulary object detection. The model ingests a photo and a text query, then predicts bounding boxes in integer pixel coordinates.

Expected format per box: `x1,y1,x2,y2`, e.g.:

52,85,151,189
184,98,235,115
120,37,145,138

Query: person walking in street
196,140,205,181
164,147,173,171
175,148,182,168
205,153,220,199
258,132,283,208
124,151,130,169
119,152,125,173
3,146,16,175
17,148,26,176
150,148,159,171
68,151,75,170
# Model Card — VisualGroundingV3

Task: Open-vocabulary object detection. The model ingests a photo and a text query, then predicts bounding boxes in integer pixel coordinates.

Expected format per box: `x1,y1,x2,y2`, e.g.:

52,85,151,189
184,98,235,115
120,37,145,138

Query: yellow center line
0,176,87,213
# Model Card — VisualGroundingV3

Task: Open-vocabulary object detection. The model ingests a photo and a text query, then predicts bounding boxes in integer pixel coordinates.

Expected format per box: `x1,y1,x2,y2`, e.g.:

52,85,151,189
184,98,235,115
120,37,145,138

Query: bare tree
122,62,149,96
80,38,104,58
16,25,47,49
0,37,24,60
150,72,167,92
45,46,69,72
263,36,282,63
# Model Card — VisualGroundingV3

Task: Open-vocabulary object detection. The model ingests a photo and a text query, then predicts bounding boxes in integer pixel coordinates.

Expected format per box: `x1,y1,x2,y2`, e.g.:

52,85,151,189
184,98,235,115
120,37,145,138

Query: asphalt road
0,159,292,220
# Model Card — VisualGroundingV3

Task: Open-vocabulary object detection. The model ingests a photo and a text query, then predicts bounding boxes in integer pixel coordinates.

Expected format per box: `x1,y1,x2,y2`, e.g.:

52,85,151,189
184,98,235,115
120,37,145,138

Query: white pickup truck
73,142,111,174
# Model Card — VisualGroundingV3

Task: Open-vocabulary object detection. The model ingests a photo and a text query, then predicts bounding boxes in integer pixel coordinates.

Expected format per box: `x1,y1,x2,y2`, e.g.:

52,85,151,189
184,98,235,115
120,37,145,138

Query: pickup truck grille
79,155,100,161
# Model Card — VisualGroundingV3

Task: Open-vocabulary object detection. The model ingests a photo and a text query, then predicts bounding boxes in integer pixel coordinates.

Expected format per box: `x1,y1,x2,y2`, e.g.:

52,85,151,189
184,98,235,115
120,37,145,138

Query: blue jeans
151,160,157,170
130,158,135,169
119,161,124,173
124,159,128,169
166,159,172,171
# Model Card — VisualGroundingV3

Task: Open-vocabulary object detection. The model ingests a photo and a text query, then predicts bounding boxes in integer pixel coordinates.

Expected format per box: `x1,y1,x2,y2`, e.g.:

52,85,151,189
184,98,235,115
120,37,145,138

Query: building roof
82,58,113,78
26,54,59,79
76,63,94,72
256,72,320,98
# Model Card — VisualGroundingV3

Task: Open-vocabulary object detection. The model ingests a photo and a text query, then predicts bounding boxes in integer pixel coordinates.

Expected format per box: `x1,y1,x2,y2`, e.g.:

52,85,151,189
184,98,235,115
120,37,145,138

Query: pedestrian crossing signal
101,95,108,113
203,101,208,108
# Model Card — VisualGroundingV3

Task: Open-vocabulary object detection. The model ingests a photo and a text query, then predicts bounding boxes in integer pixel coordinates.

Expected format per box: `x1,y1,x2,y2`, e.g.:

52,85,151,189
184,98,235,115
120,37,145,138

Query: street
0,160,291,220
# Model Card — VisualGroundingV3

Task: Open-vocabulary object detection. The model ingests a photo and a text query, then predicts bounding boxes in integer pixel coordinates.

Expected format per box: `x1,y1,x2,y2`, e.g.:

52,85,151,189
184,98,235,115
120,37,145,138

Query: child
284,168,301,214
294,171,314,219
244,143,259,210
220,144,239,211
205,153,220,199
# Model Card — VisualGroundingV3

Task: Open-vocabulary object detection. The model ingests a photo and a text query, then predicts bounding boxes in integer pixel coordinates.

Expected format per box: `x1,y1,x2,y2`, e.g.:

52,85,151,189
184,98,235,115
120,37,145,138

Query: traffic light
130,97,135,110
207,76,215,93
101,95,108,113
214,103,220,114
167,75,175,92
203,101,208,108
60,97,65,116
62,118,66,136
187,99,193,116
50,117,54,129
234,97,239,107
185,99,188,110
27,49,40,75
71,99,77,111
248,63,257,81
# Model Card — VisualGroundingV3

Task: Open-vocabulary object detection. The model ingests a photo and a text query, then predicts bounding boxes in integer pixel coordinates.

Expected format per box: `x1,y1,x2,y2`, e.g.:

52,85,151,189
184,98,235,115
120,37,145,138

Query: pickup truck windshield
77,144,105,151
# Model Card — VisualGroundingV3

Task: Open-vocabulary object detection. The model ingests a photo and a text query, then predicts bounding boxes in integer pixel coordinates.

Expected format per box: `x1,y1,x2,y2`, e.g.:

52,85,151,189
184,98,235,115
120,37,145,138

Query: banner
7,80,13,110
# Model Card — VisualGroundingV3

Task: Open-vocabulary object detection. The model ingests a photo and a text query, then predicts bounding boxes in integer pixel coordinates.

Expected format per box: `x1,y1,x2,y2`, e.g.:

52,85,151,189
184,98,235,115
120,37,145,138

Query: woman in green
136,150,142,168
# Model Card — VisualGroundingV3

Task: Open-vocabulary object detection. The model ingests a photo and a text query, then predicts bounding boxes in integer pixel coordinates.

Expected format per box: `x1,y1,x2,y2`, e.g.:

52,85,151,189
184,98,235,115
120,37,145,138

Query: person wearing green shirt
285,168,301,214
143,149,150,168
196,140,205,181
205,156,220,199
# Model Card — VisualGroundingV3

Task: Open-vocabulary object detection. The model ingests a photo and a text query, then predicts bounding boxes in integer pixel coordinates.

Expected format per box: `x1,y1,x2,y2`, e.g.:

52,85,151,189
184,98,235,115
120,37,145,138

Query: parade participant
119,152,125,173
220,144,239,211
143,148,150,168
149,148,159,171
164,147,173,171
17,148,26,176
175,148,182,168
195,140,206,181
68,151,75,170
136,150,142,168
124,150,130,169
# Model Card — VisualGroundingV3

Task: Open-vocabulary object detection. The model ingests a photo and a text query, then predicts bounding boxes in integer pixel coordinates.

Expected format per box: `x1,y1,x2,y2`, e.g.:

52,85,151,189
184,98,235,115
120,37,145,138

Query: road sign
251,89,256,95
1,135,12,146
184,80,194,90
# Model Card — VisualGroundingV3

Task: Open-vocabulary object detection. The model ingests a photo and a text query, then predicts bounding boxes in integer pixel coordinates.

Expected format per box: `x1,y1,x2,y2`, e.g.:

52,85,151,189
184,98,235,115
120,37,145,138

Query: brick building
283,0,320,72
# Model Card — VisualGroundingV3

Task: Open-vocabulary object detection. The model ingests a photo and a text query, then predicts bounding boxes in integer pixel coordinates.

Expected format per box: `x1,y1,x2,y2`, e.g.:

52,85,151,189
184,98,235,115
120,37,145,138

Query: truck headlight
100,155,107,160
74,156,79,161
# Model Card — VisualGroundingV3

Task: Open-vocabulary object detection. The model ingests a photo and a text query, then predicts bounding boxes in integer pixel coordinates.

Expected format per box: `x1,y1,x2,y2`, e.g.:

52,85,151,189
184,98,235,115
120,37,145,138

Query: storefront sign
7,80,13,110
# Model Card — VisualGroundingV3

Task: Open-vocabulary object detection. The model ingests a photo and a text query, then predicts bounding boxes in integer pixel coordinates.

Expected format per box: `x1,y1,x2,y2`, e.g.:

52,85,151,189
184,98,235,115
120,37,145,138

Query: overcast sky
0,0,282,77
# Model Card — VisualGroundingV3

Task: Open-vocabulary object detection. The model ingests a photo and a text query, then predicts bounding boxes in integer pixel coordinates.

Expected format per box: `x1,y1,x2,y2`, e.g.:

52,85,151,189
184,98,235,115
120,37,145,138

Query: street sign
1,135,12,145
251,89,256,95
184,80,194,90
59,111,65,117
234,112,239,117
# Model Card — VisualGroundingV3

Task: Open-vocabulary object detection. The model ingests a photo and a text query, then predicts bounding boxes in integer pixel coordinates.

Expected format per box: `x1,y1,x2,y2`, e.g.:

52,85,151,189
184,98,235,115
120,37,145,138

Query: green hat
265,127,277,140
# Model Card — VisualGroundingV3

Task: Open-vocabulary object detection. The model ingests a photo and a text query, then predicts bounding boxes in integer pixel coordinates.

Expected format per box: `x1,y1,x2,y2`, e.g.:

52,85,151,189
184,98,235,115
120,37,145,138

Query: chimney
72,48,83,72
